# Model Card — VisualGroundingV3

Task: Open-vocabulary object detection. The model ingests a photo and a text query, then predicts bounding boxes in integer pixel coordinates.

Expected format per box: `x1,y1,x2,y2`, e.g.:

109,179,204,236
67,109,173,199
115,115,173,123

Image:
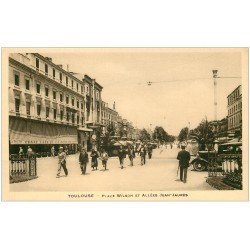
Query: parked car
190,141,242,171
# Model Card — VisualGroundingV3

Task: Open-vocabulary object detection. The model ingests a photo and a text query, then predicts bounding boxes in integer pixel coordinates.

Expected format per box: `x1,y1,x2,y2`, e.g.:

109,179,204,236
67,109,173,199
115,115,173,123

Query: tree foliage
139,128,151,141
189,119,215,150
178,127,189,142
153,126,175,143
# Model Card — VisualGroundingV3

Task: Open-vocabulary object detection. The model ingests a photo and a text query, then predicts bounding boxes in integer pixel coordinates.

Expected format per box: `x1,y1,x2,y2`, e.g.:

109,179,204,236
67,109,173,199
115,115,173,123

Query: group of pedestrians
56,142,154,178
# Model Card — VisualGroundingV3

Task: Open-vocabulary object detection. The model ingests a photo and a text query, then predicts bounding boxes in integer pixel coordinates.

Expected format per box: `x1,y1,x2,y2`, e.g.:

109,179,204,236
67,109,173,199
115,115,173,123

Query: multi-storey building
9,53,140,154
227,85,242,137
9,53,91,154
101,101,119,136
74,74,104,150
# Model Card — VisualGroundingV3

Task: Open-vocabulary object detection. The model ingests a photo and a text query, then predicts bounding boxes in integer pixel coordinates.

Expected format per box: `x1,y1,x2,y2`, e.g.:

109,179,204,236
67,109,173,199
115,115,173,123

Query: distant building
101,101,118,135
227,85,242,137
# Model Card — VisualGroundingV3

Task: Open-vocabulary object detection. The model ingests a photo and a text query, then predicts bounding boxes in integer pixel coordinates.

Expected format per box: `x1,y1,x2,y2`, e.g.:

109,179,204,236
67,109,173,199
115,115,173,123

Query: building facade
9,53,90,154
227,85,242,137
9,53,140,154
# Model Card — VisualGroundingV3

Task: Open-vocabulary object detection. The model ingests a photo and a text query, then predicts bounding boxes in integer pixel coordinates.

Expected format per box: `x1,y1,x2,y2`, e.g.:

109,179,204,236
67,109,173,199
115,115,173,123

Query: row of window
228,113,242,129
14,70,99,110
35,58,85,94
102,112,113,119
228,101,242,116
14,72,84,109
228,88,241,105
14,98,84,125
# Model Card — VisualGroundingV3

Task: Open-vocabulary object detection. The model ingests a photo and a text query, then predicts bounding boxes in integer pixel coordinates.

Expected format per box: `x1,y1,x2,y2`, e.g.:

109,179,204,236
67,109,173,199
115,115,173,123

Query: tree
190,119,215,150
139,128,151,141
153,126,175,143
178,127,189,142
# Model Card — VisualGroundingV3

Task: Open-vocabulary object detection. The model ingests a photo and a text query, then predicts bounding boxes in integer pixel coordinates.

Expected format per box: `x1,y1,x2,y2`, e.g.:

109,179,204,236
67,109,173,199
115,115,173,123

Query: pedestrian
177,144,191,183
100,149,109,170
148,144,153,159
143,144,147,164
170,143,173,149
27,146,33,158
65,145,68,155
51,146,55,157
128,145,135,166
56,146,68,178
90,148,99,171
19,146,24,157
79,148,89,175
117,145,126,169
140,146,146,165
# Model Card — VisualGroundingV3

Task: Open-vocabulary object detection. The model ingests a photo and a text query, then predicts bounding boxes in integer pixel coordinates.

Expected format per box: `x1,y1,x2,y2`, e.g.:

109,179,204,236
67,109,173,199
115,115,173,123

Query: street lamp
212,70,218,121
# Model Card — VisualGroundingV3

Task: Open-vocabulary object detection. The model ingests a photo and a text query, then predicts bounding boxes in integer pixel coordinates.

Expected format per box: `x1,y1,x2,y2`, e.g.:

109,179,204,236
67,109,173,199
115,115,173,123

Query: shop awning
78,127,93,132
9,117,78,145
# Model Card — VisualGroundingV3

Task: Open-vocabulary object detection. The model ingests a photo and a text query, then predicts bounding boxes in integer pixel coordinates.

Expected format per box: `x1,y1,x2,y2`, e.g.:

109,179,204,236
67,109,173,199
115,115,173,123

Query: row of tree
177,119,215,150
102,124,176,144
138,127,175,143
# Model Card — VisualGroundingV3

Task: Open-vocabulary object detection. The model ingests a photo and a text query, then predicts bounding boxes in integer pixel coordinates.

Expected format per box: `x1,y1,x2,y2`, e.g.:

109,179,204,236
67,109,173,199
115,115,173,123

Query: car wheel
193,161,206,171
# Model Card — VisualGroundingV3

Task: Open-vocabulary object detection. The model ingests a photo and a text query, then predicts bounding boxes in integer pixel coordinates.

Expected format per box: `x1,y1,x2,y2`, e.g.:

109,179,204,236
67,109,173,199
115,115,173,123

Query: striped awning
9,117,78,145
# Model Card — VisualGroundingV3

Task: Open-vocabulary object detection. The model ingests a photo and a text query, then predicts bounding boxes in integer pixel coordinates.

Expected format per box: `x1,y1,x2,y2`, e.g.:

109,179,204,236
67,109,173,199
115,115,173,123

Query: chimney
67,64,69,72
57,64,63,69
113,101,116,110
45,57,52,62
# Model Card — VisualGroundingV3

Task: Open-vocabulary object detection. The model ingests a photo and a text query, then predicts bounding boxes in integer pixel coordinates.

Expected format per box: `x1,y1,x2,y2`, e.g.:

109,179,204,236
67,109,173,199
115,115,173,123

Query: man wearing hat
57,146,68,178
177,144,190,183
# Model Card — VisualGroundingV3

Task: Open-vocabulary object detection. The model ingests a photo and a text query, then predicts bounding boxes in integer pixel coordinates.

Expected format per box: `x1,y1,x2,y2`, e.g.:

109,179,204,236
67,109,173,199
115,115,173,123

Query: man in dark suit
79,148,89,175
118,146,126,169
177,144,190,183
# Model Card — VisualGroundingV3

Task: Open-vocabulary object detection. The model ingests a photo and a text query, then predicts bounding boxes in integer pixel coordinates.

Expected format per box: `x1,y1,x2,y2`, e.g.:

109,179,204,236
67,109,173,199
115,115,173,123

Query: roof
227,85,242,98
33,53,84,85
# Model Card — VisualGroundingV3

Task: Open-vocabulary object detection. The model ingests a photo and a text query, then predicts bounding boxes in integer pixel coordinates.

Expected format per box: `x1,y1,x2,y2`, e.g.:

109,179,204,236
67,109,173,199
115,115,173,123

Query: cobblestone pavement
10,147,215,192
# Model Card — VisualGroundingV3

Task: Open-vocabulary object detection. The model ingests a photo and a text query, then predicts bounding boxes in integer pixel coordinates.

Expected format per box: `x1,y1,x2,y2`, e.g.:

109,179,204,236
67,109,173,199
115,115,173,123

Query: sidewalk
10,148,214,192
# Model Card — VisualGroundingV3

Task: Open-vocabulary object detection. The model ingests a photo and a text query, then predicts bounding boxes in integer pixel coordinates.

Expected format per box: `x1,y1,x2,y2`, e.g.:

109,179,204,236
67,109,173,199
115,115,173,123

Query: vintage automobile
190,141,242,171
102,141,129,157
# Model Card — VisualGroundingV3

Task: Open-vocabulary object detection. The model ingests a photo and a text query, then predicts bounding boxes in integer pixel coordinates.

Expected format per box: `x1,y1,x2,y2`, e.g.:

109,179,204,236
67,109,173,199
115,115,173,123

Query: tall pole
212,70,218,121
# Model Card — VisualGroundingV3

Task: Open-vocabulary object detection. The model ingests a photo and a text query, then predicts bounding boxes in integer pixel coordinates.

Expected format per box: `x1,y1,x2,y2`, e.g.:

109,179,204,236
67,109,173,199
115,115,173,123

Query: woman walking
90,148,99,171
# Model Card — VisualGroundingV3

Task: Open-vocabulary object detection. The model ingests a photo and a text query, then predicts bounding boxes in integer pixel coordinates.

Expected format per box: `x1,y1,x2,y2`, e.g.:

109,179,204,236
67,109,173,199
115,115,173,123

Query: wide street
10,147,214,192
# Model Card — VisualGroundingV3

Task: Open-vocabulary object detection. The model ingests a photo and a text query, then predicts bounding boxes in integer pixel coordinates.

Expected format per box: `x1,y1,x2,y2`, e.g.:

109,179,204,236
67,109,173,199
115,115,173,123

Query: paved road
10,147,214,191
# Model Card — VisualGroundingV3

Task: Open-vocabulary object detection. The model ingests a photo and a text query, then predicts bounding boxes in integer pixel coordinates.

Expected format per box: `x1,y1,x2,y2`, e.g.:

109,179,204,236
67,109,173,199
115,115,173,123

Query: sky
43,49,241,135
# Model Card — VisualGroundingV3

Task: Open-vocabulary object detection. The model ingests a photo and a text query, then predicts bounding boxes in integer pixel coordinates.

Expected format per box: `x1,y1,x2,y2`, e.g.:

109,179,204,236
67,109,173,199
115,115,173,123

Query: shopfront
9,116,78,155
77,127,93,151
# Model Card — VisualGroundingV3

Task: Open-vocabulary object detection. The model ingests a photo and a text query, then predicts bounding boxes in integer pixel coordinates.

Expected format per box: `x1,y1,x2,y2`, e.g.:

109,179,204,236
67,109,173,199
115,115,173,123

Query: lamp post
212,70,218,121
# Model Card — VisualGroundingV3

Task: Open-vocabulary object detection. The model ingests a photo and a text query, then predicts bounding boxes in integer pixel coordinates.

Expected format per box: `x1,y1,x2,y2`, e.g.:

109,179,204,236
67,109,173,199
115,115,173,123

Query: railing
207,154,242,189
9,155,37,183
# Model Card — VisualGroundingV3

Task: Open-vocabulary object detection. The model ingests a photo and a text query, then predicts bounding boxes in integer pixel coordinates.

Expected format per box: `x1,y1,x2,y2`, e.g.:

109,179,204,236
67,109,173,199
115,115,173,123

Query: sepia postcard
1,48,249,201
